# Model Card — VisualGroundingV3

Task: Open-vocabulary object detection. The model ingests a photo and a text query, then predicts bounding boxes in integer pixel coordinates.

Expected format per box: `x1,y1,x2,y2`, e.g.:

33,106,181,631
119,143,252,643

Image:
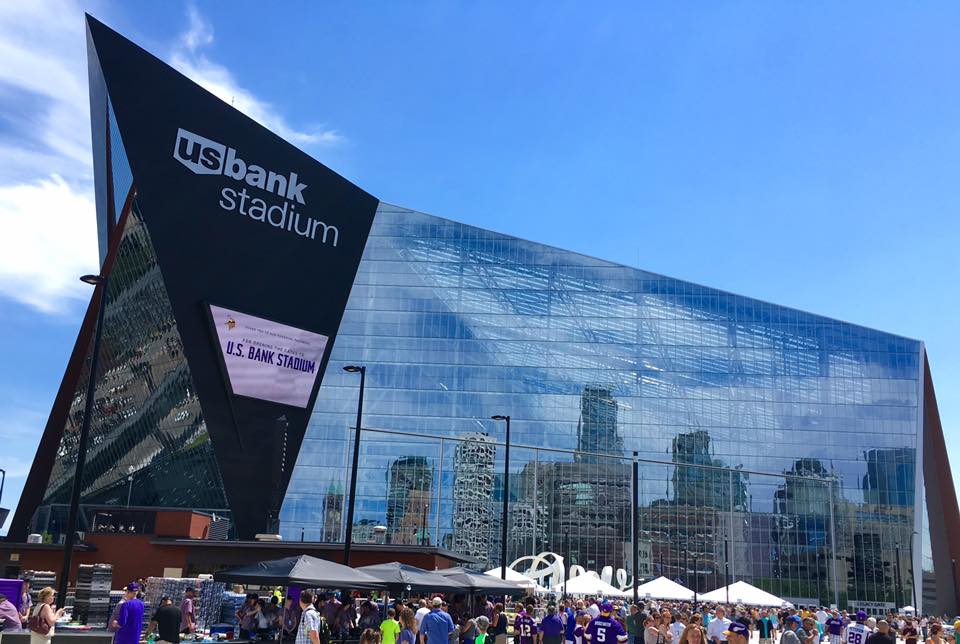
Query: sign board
848,600,896,612
210,304,329,408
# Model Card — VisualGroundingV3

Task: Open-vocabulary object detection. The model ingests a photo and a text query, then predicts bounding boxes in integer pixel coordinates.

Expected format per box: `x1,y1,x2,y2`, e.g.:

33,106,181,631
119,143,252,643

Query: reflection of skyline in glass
386,456,433,545
576,386,623,463
279,203,945,610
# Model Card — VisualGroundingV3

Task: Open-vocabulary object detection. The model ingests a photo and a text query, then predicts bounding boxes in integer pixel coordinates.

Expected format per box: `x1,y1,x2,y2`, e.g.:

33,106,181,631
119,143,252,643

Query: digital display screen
209,304,329,408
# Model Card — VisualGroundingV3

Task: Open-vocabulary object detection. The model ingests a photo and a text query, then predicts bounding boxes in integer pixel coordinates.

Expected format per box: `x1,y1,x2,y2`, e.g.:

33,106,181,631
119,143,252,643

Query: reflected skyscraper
452,433,496,561
576,386,623,463
672,430,746,510
386,456,433,545
863,448,916,507
533,461,631,571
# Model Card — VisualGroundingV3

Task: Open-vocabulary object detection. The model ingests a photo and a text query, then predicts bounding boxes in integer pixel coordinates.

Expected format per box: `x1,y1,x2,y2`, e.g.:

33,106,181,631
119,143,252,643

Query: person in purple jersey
515,608,538,644
825,611,845,644
585,603,628,644
111,583,145,644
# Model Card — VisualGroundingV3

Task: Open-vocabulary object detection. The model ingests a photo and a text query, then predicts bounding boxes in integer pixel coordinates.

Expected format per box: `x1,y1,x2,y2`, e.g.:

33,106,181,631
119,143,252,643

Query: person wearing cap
111,583,145,644
843,613,871,644
722,621,749,644
146,596,181,644
421,597,455,644
585,602,628,644
778,617,803,644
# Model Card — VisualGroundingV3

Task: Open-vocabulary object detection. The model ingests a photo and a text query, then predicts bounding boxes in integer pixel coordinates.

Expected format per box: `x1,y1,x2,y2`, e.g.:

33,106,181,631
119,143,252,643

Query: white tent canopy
484,567,550,593
699,581,793,607
629,576,695,601
553,572,628,598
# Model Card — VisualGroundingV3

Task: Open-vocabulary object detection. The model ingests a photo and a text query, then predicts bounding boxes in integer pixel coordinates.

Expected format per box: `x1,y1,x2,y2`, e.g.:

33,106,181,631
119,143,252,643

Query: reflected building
863,448,916,507
451,433,496,562
576,386,623,463
386,456,433,545
644,430,749,592
771,459,835,601
321,481,343,543
529,461,631,572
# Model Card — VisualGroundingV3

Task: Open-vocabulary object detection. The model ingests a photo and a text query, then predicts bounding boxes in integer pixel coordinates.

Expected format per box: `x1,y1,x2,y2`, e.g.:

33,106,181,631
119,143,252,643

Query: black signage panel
86,16,378,537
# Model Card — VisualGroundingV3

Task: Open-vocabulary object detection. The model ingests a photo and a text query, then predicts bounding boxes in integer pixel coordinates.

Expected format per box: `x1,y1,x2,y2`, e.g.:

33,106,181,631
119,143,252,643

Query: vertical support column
436,437,444,547
829,482,840,608
632,453,639,604
533,449,539,557
728,469,736,584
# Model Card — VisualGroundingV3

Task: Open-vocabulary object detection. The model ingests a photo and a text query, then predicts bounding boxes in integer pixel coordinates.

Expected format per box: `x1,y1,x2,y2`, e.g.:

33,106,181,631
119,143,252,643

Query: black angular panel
85,16,379,538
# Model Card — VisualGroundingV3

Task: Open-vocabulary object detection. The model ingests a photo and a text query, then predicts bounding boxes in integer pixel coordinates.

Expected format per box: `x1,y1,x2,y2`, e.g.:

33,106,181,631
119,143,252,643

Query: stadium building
7,16,959,614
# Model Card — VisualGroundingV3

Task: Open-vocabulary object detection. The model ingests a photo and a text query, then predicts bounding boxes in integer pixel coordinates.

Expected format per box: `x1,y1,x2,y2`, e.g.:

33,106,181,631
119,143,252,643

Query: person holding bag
29,587,64,644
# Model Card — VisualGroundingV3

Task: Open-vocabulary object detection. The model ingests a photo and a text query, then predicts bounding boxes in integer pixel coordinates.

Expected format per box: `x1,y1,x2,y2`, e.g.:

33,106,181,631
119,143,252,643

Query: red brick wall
155,511,212,539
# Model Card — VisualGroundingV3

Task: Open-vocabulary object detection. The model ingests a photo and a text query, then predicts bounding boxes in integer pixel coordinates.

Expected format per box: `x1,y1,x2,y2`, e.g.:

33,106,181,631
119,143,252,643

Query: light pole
894,542,904,609
491,414,510,580
59,273,108,603
342,364,366,566
632,452,639,604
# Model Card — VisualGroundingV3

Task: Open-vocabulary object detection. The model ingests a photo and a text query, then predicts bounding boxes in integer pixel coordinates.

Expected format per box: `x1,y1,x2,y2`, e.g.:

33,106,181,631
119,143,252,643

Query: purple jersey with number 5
585,617,627,644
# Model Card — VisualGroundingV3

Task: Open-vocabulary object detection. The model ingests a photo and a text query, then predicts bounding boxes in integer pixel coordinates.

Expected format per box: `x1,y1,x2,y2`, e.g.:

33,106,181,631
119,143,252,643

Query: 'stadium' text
219,187,339,246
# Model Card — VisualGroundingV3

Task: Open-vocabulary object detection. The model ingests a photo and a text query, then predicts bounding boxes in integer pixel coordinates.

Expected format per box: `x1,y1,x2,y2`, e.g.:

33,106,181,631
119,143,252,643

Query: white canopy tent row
552,571,629,598
698,581,793,607
627,576,696,601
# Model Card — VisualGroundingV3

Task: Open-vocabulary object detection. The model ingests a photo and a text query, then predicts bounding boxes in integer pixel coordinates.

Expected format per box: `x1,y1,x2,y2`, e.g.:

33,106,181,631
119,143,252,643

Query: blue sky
1,1,958,534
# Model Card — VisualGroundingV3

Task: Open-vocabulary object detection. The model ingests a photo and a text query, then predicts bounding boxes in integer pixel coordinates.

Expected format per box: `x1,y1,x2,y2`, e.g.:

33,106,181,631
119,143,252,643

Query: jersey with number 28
845,623,870,644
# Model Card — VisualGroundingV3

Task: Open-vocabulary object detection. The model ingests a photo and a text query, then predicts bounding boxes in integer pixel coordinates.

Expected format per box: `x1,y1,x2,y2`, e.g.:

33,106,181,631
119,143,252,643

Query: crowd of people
277,592,960,644
2,578,958,644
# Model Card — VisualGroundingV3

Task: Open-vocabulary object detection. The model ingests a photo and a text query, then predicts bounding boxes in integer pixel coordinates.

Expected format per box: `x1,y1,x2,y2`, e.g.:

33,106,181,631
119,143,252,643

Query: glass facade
34,104,229,536
280,203,927,607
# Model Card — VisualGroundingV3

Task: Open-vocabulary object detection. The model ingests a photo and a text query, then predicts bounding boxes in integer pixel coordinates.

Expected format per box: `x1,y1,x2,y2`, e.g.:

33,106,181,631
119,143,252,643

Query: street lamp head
80,274,105,285
491,415,509,421
343,365,364,373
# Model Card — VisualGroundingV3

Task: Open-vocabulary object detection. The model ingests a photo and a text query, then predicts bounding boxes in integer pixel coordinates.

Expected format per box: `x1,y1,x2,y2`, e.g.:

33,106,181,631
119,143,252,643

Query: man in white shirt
415,599,430,644
816,610,829,625
707,608,732,644
586,602,600,619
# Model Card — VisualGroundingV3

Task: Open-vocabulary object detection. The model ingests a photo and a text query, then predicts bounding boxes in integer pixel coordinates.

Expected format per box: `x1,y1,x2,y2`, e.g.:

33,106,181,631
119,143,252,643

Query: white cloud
181,4,213,53
0,176,99,313
168,8,343,146
0,1,343,316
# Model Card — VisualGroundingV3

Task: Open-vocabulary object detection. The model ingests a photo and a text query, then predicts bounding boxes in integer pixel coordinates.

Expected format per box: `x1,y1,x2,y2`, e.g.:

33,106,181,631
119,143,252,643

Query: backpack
318,616,332,644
